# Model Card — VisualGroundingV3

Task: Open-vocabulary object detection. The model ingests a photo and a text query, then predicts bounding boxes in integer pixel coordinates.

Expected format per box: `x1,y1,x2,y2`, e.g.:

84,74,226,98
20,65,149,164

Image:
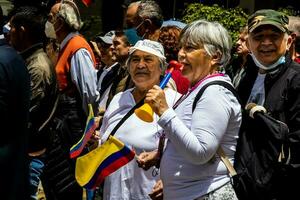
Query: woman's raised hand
145,85,169,116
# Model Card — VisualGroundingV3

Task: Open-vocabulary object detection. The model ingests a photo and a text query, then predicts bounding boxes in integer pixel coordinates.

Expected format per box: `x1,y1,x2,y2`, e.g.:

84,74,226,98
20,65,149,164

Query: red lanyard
173,73,225,109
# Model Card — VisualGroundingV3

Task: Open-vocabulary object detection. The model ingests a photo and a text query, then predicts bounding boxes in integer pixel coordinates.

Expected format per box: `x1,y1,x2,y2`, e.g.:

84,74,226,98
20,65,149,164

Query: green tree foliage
81,15,102,40
278,7,300,16
182,3,248,43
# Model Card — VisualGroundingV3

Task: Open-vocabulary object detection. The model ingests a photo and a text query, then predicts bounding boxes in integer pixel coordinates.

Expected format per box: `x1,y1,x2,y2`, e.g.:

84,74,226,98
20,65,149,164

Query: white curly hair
58,0,83,31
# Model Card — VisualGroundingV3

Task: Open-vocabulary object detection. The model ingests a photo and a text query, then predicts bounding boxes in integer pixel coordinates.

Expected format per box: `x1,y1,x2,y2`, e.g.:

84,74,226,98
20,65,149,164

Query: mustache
258,48,276,52
135,69,149,74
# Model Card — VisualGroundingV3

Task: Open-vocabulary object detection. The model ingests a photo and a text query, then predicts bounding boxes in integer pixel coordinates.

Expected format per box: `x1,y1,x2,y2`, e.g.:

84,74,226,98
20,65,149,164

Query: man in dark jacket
0,30,31,200
9,7,58,200
237,9,300,199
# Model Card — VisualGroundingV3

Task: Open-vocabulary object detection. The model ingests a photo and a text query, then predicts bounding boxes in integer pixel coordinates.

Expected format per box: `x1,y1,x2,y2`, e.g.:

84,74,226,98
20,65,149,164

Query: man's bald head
50,0,82,31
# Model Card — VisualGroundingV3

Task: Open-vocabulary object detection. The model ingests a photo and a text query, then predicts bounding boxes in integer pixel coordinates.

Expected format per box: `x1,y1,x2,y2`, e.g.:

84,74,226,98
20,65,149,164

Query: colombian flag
70,104,97,159
75,135,135,189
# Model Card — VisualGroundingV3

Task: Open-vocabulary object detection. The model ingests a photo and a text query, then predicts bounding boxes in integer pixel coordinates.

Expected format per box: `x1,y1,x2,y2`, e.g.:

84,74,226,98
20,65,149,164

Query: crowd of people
0,0,300,200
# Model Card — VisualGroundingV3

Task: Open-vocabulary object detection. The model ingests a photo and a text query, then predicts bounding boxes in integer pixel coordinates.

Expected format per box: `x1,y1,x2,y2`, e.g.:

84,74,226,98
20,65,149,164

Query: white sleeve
158,86,233,164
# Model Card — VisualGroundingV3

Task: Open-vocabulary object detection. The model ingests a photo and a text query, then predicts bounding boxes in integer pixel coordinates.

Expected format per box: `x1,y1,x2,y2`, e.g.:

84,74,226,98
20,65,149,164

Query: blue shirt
60,32,100,114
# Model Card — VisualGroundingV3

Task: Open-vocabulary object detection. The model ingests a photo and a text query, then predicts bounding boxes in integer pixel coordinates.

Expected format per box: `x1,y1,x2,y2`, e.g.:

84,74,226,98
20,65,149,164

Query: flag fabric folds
70,104,97,159
75,95,144,189
75,135,135,189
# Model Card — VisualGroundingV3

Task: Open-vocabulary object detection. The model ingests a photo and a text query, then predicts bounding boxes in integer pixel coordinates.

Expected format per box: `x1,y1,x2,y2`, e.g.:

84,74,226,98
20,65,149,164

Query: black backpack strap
191,80,241,177
110,97,145,137
192,80,241,112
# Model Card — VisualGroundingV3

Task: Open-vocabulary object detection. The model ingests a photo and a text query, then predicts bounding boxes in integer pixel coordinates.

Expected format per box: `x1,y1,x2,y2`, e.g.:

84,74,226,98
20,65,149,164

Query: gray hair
58,0,83,31
180,19,232,67
137,0,163,28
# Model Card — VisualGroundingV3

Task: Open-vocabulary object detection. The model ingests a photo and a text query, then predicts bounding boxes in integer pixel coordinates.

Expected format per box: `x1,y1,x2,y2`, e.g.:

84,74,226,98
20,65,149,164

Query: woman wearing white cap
99,39,180,200
138,20,242,200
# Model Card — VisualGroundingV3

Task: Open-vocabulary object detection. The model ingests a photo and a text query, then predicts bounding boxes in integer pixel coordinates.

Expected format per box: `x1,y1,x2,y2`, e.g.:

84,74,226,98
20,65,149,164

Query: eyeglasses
135,20,145,31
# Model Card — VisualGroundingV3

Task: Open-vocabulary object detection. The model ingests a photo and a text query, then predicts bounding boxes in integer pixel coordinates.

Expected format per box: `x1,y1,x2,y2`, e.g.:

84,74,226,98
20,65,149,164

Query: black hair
115,29,131,46
11,6,47,43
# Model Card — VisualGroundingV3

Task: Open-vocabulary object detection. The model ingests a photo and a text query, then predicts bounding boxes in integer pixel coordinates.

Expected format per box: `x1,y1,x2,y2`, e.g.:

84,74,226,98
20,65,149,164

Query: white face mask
250,53,285,72
45,21,56,39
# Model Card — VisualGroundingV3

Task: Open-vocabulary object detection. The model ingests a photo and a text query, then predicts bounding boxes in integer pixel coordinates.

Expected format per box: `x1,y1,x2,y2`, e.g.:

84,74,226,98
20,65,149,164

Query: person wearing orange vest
45,0,99,115
42,1,99,200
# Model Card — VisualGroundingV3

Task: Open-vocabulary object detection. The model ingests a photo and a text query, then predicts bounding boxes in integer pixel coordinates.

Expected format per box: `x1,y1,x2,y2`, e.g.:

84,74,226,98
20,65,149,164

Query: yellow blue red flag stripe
75,135,135,189
70,104,97,159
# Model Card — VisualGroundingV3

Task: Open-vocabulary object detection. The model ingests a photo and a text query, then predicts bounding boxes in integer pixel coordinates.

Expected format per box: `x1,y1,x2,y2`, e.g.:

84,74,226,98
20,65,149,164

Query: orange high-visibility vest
56,34,96,92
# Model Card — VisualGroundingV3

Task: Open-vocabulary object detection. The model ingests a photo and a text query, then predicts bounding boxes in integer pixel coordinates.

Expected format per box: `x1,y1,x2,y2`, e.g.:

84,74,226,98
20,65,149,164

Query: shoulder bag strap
192,80,240,176
192,80,241,112
217,147,237,176
110,97,145,137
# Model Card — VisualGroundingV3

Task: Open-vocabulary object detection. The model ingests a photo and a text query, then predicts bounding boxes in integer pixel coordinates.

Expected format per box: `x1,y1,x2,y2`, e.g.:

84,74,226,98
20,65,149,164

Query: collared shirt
97,62,119,110
60,32,100,115
247,72,266,106
232,67,245,88
97,62,118,91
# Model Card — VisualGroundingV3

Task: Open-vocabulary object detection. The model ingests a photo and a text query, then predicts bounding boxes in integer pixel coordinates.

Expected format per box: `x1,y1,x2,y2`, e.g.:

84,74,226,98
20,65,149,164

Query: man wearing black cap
237,9,300,199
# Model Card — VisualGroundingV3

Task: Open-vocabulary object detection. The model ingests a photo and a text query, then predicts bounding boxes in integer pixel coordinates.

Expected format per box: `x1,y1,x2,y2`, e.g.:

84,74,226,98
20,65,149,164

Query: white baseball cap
97,30,115,45
129,39,166,60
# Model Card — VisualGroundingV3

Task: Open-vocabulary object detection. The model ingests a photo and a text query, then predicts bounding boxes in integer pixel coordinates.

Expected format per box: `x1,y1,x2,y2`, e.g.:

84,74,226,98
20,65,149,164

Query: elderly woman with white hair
139,20,242,200
99,39,180,200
